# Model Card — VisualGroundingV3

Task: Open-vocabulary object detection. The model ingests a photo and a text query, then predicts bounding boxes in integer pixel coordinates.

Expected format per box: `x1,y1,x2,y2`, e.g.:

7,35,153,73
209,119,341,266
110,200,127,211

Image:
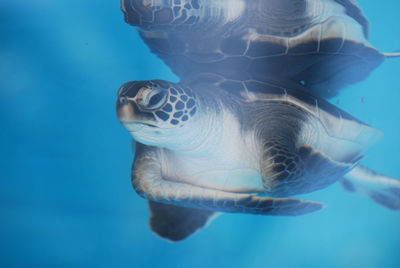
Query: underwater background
1,0,400,267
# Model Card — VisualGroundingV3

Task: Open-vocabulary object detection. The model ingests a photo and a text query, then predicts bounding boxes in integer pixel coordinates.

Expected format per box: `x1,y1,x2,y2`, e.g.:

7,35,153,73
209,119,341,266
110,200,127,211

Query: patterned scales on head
117,0,400,242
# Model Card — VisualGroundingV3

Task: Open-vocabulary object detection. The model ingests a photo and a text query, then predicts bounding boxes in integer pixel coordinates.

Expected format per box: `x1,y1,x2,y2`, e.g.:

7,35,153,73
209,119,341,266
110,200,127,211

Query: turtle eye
144,90,167,110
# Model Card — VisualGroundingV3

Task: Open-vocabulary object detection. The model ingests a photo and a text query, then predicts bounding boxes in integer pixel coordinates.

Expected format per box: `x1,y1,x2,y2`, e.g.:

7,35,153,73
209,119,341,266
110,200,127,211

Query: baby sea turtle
121,0,399,98
117,79,400,241
117,0,400,241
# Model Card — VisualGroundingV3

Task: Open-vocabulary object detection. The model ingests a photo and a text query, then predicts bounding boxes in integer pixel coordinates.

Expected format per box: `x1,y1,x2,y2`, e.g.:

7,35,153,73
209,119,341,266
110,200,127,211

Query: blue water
1,1,400,267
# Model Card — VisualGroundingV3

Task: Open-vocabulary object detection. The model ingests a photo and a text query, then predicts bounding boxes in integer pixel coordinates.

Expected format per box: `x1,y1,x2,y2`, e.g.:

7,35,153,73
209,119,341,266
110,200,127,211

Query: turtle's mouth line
121,120,158,130
134,122,157,128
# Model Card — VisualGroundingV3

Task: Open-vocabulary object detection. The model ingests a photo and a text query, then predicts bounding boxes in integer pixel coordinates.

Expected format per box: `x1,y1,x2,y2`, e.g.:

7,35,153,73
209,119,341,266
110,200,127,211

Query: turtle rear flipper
148,201,217,242
341,165,400,210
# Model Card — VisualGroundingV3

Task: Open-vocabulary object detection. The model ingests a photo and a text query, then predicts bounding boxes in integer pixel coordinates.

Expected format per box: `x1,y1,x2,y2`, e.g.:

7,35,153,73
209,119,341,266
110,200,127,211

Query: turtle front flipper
133,143,324,216
251,95,362,197
148,200,217,242
261,143,355,197
341,165,400,210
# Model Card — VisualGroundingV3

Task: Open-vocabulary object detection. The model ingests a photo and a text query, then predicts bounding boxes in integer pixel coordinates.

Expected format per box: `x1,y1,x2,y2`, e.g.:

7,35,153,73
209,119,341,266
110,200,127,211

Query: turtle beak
117,96,150,134
116,95,136,122
116,94,159,134
116,81,143,123
116,81,158,128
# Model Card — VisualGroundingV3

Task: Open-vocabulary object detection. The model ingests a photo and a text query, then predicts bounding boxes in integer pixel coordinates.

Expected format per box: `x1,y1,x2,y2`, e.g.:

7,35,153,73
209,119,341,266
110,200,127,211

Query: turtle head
117,80,198,146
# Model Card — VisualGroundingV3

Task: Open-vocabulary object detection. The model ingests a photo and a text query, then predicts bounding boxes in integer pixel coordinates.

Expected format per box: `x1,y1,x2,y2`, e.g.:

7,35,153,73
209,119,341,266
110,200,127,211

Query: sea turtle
121,0,399,98
117,0,400,241
116,78,400,241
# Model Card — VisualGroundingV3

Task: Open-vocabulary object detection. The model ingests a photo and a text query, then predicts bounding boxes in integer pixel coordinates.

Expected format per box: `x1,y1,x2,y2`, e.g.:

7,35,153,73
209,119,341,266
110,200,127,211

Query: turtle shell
122,0,384,98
